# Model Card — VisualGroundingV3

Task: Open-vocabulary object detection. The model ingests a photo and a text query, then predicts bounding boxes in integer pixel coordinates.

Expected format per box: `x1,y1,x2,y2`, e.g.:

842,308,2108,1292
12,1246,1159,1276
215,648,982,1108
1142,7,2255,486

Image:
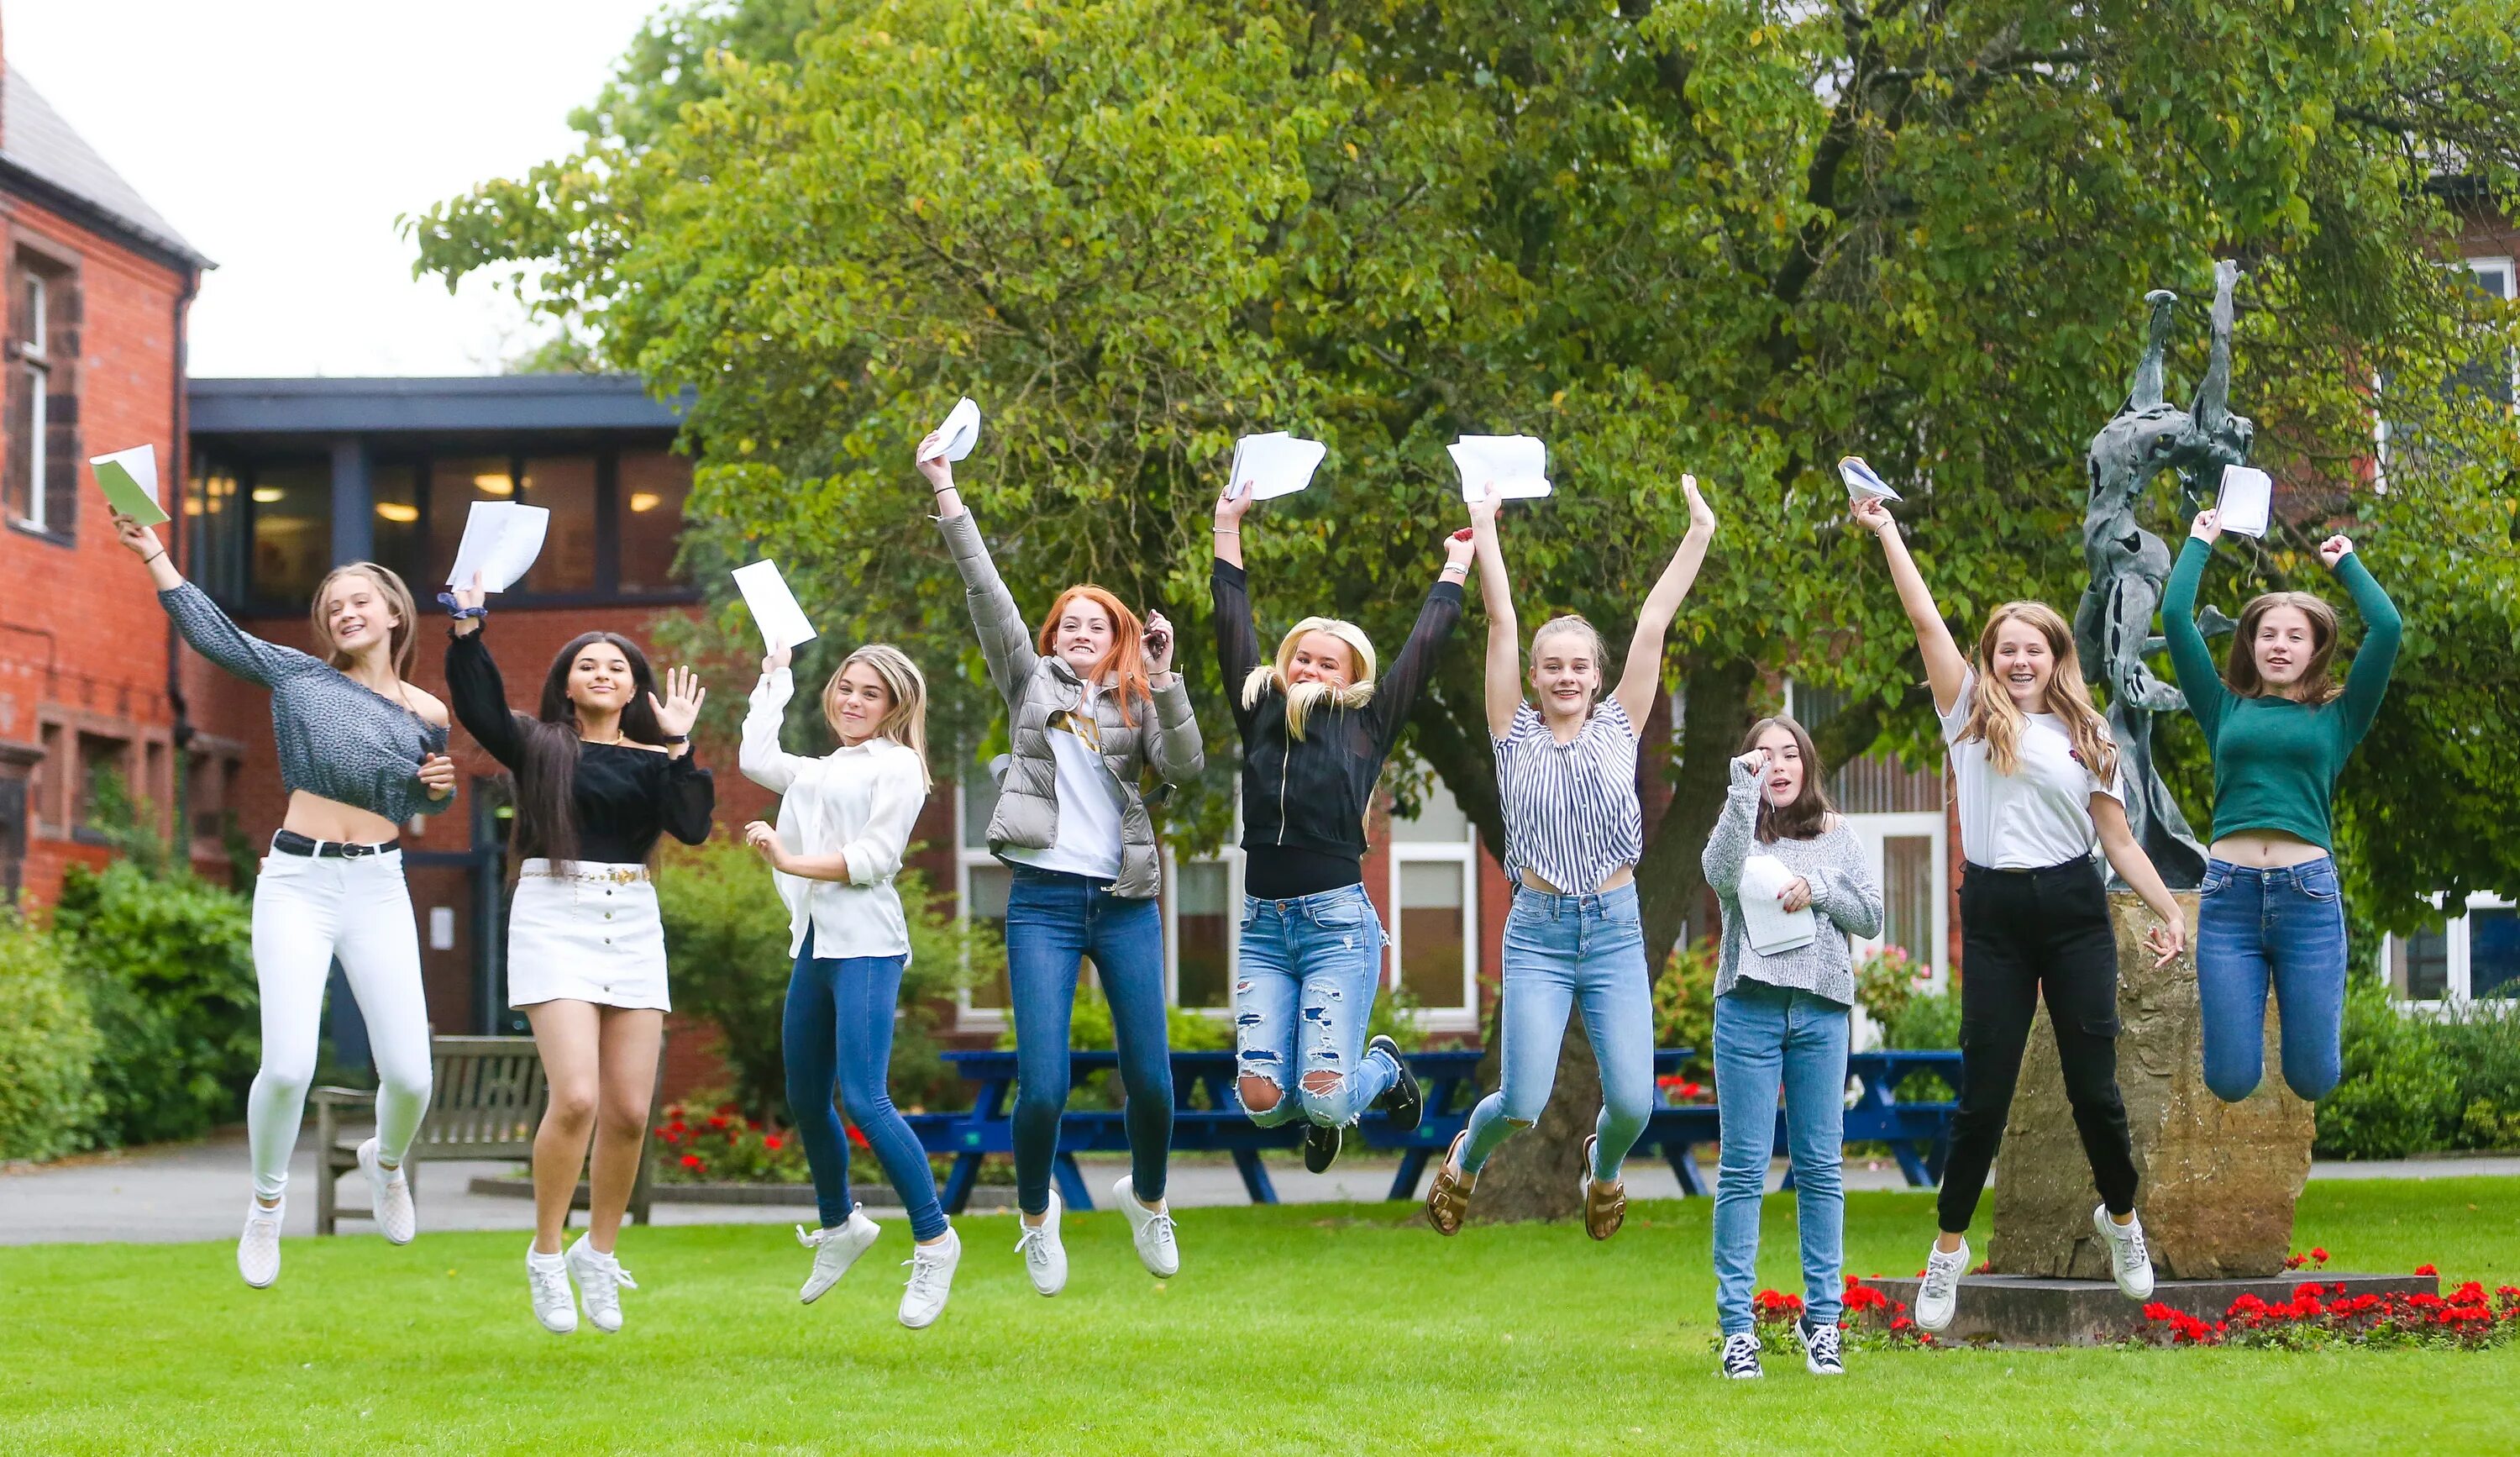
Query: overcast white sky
7,0,674,377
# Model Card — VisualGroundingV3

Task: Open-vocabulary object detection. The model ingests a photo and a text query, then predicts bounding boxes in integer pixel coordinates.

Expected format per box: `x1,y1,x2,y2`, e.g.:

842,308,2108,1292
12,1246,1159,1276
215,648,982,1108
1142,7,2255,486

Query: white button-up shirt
741,669,929,960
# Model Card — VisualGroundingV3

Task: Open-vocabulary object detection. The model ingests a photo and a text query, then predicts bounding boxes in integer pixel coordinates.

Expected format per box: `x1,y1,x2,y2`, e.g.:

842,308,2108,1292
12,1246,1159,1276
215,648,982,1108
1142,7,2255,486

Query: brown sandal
1426,1131,1473,1235
1580,1134,1626,1240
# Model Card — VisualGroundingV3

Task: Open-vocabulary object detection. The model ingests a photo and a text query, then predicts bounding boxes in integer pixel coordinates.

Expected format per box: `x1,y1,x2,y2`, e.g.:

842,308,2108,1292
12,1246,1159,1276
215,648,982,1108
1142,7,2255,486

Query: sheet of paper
1738,853,1819,957
932,397,981,462
1839,455,1901,502
2216,464,2273,539
1231,431,1326,500
88,444,170,527
444,502,551,592
732,559,818,650
1448,434,1551,502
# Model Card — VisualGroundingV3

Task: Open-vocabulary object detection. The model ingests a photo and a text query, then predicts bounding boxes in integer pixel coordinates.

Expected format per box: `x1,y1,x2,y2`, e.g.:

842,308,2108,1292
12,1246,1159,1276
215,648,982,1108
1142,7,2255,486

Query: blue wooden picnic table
906,1045,1962,1213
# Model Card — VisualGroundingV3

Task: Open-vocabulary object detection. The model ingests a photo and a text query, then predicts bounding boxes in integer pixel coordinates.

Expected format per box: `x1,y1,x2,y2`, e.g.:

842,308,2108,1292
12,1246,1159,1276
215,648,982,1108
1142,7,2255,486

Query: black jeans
1936,859,2139,1233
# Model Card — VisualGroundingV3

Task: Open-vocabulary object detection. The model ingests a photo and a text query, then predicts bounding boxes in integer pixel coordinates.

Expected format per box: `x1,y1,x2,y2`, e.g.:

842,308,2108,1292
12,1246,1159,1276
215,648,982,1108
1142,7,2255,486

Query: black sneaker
1795,1316,1845,1375
1303,1122,1342,1173
1719,1331,1763,1380
1368,1035,1423,1134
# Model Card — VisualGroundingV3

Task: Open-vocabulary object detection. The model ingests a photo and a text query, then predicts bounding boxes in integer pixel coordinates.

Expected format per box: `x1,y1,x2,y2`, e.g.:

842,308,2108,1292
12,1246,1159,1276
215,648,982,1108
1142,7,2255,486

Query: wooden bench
310,1033,667,1237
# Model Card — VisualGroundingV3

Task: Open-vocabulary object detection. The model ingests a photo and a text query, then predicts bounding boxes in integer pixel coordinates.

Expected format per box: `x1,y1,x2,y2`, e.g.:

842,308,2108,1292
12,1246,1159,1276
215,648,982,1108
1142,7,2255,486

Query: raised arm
1699,750,1767,898
1468,487,1522,739
443,613,531,772
919,442,1037,707
1210,481,1266,734
115,512,314,689
2322,537,2402,744
1368,526,1475,751
1853,495,1967,716
659,753,717,846
2163,518,2233,742
1613,476,1717,728
739,646,806,794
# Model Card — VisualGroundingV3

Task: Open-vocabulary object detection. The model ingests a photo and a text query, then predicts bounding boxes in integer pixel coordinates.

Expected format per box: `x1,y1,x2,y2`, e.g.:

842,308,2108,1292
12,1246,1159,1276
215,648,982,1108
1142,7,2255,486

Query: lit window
617,451,693,592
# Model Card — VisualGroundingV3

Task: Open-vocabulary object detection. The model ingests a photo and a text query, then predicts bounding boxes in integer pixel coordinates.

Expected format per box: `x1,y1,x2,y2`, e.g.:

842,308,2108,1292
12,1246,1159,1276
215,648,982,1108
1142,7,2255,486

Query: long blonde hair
1955,602,2118,781
824,644,932,789
1240,617,1378,740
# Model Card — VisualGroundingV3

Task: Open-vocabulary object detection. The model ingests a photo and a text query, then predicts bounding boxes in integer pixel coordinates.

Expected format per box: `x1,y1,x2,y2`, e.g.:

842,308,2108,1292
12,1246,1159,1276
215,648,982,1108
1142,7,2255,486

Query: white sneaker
1916,1237,1970,1332
356,1138,417,1245
795,1207,883,1304
898,1229,961,1329
238,1199,283,1289
1114,1176,1179,1279
526,1247,576,1334
1719,1331,1763,1379
1013,1190,1068,1297
564,1234,638,1333
2095,1204,2155,1301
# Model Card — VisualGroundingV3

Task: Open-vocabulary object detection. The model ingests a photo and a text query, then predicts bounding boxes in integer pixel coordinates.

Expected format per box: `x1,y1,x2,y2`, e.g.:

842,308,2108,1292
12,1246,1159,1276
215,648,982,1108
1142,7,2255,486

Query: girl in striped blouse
1425,477,1717,1239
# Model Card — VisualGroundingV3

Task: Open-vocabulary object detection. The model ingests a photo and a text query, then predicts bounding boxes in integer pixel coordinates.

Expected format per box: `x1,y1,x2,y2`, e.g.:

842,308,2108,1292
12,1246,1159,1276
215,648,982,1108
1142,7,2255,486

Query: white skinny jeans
248,849,434,1200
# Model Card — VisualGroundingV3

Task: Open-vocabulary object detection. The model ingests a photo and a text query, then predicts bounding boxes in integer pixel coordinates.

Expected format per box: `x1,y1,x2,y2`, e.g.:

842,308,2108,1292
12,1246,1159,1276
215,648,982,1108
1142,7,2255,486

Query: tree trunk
1468,655,1758,1223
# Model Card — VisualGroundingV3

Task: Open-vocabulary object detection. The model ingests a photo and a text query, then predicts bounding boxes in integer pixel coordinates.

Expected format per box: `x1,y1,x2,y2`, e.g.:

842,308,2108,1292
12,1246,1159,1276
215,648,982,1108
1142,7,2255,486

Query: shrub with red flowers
2134,1270,2520,1351
1733,1277,1937,1356
1656,1074,1709,1107
651,1102,812,1185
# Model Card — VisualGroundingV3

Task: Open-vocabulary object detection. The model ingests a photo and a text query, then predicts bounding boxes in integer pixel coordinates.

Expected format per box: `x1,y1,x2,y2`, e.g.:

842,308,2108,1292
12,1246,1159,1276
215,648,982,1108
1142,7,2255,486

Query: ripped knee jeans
1231,884,1399,1128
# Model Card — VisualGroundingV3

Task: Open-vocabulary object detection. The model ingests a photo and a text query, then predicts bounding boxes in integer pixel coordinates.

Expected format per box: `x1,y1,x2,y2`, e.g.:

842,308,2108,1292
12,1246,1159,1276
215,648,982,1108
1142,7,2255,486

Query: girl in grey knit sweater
1700,714,1883,1380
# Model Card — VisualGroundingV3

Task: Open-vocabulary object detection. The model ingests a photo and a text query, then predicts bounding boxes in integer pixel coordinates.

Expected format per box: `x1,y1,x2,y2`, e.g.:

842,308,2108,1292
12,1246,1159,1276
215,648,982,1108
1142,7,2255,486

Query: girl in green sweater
2164,513,2401,1102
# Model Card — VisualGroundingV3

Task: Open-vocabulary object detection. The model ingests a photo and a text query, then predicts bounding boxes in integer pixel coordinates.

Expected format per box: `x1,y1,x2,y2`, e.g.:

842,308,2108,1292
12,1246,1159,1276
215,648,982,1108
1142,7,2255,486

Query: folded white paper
1448,434,1551,502
2215,464,2273,539
1737,853,1819,957
732,559,817,651
444,501,551,592
932,397,981,463
1229,431,1327,500
1839,455,1901,502
89,444,170,527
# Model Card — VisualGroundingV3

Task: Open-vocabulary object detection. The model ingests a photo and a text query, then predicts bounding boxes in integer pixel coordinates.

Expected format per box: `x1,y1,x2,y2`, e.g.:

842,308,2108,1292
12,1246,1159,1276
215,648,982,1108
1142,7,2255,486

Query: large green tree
415,0,2520,1210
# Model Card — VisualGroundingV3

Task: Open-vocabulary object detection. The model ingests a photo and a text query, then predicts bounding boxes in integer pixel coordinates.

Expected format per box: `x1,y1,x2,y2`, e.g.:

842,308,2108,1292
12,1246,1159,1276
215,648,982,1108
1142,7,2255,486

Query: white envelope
1737,853,1819,957
1230,431,1326,500
444,502,551,592
732,560,817,650
1839,455,1901,502
1448,434,1551,502
932,397,981,463
2216,465,2273,539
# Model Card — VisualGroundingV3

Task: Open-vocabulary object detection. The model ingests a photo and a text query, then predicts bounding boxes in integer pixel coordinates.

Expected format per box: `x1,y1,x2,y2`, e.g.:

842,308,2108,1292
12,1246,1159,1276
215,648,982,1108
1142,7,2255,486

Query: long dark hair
1739,714,1836,843
509,630,668,865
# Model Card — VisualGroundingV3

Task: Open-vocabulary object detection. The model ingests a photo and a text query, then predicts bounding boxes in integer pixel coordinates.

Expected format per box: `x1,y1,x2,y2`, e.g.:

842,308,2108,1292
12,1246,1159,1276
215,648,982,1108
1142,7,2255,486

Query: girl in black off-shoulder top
444,596,711,1337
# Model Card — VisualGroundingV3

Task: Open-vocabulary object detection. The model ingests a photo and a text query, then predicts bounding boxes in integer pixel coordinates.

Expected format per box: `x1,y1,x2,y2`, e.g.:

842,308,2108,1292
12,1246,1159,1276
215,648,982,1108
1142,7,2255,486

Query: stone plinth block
1988,891,2315,1281
1865,1272,2437,1348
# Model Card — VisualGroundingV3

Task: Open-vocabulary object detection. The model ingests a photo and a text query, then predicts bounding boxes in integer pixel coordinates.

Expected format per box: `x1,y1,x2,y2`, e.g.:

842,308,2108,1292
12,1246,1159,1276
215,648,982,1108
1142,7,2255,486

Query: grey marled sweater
1700,756,1884,1005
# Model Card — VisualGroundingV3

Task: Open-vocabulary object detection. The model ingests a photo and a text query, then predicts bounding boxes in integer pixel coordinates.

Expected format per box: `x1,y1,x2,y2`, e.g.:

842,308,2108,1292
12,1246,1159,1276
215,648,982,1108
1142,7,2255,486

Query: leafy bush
655,839,995,1122
2318,981,2520,1159
52,860,260,1147
0,913,102,1161
1882,987,1962,1052
1651,939,1721,1078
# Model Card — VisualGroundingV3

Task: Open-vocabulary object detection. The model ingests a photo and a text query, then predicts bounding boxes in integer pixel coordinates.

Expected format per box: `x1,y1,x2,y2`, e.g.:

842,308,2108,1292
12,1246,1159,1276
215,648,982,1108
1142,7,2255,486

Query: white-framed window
13,271,49,531
1389,778,1481,1033
1166,844,1241,1016
2385,893,2519,1007
952,759,1013,1032
1782,681,1950,993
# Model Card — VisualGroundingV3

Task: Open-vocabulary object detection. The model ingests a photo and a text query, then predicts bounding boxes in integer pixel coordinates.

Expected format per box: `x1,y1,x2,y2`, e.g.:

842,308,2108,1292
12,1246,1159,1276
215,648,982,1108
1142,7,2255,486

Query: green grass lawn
4,1178,2517,1454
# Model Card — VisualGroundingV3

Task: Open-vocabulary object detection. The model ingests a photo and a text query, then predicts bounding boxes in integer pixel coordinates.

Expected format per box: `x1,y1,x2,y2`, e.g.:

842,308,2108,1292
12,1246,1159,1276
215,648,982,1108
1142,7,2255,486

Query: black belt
272,829,400,859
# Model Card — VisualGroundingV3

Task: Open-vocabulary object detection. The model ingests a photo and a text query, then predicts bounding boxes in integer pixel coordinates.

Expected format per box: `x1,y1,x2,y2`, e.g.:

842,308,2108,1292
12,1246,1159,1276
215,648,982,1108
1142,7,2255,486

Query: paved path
3,1130,2512,1247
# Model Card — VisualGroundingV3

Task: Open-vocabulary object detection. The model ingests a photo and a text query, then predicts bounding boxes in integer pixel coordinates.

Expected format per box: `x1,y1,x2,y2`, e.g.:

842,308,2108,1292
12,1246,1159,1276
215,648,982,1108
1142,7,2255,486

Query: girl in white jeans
113,512,458,1289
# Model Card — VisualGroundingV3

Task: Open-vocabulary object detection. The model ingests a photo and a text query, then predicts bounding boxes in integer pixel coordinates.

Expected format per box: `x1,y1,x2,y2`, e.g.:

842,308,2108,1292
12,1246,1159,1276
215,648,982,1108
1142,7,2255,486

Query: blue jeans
1460,884,1653,1180
1712,979,1850,1335
1232,885,1399,1127
2197,855,2349,1102
782,928,948,1239
1005,865,1172,1217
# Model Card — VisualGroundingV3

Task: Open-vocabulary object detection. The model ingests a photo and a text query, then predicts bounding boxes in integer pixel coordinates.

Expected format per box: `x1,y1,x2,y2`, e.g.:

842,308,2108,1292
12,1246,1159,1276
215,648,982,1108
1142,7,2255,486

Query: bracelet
140,550,166,565
1211,527,1240,535
658,733,690,745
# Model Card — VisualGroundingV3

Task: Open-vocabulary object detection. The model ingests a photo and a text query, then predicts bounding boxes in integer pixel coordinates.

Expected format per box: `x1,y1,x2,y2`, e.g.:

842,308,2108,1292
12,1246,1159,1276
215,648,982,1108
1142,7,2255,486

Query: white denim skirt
507,860,670,1011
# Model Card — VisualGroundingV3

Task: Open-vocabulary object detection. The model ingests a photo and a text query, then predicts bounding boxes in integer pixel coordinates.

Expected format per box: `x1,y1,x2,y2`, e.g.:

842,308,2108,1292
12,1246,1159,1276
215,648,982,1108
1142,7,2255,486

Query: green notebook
90,445,170,527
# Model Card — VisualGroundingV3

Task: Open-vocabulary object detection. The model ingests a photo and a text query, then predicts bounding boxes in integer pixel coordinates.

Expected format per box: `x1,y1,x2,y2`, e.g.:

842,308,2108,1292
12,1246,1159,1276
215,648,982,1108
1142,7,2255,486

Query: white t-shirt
1939,669,2124,870
1005,688,1126,881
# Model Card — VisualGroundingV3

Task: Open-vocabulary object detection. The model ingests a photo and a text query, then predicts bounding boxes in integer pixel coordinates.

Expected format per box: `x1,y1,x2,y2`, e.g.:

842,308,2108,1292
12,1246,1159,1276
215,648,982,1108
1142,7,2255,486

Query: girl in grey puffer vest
918,431,1202,1291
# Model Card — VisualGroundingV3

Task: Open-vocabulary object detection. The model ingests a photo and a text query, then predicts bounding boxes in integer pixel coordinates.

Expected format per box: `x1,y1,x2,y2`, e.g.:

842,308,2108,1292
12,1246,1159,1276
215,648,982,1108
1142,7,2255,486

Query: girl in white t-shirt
1854,495,2185,1337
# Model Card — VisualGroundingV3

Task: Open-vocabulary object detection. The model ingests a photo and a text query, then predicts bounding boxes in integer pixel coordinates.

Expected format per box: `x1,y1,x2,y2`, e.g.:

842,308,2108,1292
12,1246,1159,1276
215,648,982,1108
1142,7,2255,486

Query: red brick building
0,51,211,905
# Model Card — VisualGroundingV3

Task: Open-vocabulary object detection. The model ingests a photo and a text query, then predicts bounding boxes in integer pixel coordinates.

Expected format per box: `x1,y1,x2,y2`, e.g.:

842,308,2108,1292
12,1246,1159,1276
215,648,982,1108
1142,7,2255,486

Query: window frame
1388,804,1483,1034
11,269,50,534
951,772,1012,1034
2385,892,2520,1010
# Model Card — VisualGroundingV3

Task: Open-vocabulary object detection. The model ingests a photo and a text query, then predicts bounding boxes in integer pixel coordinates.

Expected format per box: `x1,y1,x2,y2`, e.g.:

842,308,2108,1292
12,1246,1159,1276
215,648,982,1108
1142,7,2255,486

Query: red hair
1036,584,1151,727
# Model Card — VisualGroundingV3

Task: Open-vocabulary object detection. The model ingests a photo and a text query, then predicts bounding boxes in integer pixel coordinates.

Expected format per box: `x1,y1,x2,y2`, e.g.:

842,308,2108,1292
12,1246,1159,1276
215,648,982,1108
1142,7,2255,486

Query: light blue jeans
1232,885,1399,1127
2197,855,2349,1103
1460,884,1654,1180
1712,979,1850,1335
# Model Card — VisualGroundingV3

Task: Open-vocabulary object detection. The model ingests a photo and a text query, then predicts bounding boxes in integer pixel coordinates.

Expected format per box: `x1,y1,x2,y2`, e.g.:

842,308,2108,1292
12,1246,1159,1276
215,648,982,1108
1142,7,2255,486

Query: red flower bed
2135,1263,2519,1350
1656,1074,1708,1105
1741,1276,1935,1354
651,1102,812,1185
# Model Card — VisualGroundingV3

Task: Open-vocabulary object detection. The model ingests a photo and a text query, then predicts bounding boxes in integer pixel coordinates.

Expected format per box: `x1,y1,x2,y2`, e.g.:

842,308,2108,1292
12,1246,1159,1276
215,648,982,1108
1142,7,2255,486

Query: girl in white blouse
741,642,958,1329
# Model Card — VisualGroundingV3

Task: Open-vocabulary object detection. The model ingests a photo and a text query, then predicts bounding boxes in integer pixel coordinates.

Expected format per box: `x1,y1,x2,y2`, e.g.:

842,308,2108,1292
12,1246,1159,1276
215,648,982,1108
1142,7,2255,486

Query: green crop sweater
2160,537,2402,851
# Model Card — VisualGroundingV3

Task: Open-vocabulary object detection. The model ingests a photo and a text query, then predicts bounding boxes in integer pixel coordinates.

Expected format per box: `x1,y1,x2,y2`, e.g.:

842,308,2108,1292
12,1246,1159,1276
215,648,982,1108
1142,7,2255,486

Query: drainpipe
167,265,199,864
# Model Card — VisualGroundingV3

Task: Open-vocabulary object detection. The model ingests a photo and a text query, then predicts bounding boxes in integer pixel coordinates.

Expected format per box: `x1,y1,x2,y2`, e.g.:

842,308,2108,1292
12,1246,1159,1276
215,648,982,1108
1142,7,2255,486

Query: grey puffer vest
938,509,1204,899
